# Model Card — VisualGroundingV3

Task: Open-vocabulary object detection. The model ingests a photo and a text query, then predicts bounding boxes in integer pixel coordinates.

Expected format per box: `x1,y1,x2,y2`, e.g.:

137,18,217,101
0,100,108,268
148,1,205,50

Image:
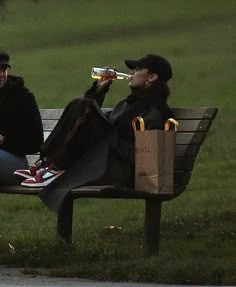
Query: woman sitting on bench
14,54,174,212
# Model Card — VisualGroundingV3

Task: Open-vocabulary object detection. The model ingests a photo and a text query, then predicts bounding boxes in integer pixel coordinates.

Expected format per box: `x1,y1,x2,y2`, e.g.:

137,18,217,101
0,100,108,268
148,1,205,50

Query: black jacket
39,81,173,212
85,81,173,167
0,75,44,156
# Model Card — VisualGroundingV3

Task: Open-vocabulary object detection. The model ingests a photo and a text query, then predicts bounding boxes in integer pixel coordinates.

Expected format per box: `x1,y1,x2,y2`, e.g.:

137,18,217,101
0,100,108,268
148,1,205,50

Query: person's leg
48,100,110,169
41,98,110,169
0,150,28,184
40,98,91,159
21,98,110,187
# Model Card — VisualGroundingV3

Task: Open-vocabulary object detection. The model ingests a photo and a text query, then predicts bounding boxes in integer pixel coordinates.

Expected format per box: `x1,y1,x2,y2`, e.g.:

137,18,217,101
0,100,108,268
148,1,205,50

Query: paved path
0,266,234,287
1,275,234,287
0,275,165,287
0,275,233,287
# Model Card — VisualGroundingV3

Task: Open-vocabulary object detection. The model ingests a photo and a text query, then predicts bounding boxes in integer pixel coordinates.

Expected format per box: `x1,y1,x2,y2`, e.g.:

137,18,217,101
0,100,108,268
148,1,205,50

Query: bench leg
57,195,73,243
144,199,162,255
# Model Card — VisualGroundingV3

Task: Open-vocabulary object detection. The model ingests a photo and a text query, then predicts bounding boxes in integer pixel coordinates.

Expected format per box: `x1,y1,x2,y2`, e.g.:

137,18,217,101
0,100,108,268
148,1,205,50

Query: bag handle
132,117,179,132
165,118,179,131
132,117,145,132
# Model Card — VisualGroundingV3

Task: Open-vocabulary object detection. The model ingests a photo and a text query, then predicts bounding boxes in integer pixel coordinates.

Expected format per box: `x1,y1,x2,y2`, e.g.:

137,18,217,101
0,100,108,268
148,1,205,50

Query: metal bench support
144,199,162,255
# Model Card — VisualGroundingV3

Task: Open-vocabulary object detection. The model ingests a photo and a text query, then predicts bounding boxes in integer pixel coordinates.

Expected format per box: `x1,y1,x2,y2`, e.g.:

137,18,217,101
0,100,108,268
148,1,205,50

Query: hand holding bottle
91,66,131,93
96,77,113,93
94,67,113,93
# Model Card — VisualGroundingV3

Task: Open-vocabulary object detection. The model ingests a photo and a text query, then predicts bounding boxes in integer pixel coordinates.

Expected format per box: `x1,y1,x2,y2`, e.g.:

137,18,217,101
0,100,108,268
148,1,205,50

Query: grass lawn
0,0,235,284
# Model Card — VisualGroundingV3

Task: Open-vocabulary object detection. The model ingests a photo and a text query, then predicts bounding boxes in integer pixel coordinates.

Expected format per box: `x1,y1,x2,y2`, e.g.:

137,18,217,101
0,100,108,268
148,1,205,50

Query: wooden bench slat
175,145,200,157
40,108,218,133
0,184,186,201
71,184,185,200
43,131,207,145
26,154,39,166
44,132,50,141
176,119,213,132
172,107,218,120
103,107,217,120
40,109,63,120
42,120,58,131
176,132,206,145
40,108,218,121
42,119,214,133
42,119,206,133
0,185,39,195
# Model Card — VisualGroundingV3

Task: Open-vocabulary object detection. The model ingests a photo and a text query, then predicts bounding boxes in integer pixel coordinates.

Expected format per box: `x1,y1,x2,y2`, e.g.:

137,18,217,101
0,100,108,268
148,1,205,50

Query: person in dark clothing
0,51,44,185
15,54,173,212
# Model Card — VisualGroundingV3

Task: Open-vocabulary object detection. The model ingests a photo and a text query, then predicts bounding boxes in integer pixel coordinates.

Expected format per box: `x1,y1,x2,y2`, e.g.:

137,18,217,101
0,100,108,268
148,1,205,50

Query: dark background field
0,0,235,284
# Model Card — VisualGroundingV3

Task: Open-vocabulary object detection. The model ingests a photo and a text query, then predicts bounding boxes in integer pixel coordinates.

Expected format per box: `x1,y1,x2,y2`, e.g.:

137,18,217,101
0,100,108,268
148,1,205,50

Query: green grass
0,0,235,284
0,194,235,284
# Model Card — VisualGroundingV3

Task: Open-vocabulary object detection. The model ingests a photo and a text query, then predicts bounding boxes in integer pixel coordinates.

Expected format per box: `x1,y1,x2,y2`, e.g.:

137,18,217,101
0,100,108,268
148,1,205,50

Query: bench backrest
172,107,217,193
27,107,218,192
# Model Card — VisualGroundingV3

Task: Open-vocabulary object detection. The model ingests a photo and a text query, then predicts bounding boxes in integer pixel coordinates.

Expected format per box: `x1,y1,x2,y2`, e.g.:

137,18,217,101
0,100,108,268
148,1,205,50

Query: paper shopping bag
132,117,178,194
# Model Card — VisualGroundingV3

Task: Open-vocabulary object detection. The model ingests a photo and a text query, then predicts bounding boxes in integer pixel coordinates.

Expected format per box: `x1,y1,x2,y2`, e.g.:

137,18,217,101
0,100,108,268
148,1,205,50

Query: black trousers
39,99,134,212
40,98,110,169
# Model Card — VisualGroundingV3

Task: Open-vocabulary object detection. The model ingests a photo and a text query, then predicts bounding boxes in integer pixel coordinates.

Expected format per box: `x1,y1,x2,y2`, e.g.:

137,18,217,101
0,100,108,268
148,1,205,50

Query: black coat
39,82,173,212
0,75,44,156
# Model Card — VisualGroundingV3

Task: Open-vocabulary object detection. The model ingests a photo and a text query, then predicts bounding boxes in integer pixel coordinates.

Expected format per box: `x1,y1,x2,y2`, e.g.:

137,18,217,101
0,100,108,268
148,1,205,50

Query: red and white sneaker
21,167,64,187
14,160,46,179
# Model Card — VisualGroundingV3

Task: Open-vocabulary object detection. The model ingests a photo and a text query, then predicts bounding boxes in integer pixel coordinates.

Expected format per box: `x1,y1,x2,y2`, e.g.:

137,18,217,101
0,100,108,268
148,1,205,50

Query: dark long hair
143,78,171,108
127,77,171,108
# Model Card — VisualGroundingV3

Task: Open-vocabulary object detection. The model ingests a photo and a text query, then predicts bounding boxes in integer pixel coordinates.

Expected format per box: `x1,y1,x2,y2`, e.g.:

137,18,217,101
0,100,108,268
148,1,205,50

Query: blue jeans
0,149,28,185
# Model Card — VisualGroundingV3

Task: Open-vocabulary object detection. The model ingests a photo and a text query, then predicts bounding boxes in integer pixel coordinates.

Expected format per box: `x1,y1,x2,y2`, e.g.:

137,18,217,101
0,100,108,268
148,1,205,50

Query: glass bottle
91,67,131,80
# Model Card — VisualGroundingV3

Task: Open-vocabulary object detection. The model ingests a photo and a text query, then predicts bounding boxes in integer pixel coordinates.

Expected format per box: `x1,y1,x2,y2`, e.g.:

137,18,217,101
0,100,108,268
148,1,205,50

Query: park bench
0,107,218,255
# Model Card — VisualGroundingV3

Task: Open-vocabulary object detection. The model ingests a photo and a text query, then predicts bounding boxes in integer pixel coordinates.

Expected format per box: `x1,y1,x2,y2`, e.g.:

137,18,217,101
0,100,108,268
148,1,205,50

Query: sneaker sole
14,171,34,179
21,172,64,188
21,181,46,187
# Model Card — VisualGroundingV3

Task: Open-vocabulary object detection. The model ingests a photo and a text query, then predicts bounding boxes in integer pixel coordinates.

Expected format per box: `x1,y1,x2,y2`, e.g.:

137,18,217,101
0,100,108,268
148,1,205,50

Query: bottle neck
116,72,131,80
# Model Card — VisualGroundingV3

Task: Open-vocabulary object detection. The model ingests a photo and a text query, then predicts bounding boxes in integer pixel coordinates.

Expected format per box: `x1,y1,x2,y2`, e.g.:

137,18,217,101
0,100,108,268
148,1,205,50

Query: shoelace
29,159,47,176
33,168,48,182
29,165,40,176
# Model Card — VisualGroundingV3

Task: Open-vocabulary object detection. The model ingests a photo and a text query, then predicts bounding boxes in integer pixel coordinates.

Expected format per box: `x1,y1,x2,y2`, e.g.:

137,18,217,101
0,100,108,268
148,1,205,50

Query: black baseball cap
125,54,172,82
0,52,11,68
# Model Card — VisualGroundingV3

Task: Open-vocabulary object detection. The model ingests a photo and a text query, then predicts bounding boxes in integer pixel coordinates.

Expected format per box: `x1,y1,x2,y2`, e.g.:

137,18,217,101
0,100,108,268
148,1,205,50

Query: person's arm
84,79,112,107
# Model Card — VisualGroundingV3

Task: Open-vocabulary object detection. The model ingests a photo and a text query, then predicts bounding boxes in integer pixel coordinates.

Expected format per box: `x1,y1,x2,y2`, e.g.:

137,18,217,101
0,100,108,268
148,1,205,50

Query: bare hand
0,134,5,145
96,78,112,93
95,66,113,93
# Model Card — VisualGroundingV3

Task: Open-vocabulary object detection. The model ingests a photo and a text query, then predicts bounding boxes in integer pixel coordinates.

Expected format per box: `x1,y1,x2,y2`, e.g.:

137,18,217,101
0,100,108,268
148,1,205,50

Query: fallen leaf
8,243,16,254
103,225,123,231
